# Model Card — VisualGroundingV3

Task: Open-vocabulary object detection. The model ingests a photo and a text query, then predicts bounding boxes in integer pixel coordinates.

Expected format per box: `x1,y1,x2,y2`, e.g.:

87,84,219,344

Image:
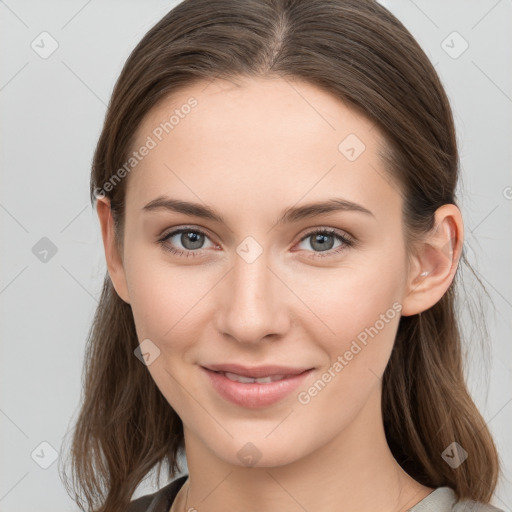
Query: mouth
209,371,298,384
202,363,313,379
200,365,314,408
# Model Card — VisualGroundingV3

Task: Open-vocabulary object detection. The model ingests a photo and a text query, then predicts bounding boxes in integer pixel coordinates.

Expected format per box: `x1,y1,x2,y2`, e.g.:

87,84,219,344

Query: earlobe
401,204,463,317
96,197,131,304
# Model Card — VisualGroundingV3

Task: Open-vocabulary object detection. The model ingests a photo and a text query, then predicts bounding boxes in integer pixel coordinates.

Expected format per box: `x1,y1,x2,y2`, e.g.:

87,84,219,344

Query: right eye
158,227,215,257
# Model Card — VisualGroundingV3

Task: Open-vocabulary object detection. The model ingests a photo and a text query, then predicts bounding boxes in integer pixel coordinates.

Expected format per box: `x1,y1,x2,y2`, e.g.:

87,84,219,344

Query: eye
295,228,355,259
157,227,215,258
157,226,355,259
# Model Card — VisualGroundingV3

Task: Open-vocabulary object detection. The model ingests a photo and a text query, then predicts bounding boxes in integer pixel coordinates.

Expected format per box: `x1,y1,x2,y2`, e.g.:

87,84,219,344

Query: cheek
298,250,405,377
292,276,402,431
123,252,210,407
299,250,404,332
124,248,213,349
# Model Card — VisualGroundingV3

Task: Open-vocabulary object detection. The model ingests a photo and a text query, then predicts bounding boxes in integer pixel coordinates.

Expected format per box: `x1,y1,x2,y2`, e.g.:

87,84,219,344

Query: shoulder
409,487,505,512
126,475,189,512
452,498,505,512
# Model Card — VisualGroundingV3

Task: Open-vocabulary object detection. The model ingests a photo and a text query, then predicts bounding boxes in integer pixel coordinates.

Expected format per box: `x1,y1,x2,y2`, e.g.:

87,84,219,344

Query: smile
201,366,314,408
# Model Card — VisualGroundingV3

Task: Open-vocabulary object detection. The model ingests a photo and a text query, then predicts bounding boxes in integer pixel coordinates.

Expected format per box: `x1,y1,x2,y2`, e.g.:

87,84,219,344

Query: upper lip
202,363,313,378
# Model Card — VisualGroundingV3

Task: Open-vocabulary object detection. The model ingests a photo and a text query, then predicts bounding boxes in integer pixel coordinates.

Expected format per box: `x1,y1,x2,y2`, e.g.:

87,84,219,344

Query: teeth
222,371,288,384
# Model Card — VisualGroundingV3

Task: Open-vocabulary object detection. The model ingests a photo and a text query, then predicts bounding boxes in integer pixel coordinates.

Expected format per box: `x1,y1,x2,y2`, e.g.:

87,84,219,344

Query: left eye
295,228,354,258
158,227,354,259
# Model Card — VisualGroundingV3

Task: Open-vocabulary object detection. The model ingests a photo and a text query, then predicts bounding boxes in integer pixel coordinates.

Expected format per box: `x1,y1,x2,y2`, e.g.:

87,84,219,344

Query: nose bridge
217,236,289,343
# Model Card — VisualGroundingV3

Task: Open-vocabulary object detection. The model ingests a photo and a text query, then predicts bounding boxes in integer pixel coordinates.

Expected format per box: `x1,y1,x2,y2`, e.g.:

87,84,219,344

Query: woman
60,1,505,511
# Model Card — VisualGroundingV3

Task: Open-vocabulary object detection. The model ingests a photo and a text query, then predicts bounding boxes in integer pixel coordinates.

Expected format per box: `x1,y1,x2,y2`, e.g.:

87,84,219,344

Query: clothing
407,487,504,512
125,475,505,512
126,475,188,512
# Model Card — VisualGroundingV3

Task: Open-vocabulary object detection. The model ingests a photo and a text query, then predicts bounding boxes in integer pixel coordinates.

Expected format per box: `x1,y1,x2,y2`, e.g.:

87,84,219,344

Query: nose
214,246,291,345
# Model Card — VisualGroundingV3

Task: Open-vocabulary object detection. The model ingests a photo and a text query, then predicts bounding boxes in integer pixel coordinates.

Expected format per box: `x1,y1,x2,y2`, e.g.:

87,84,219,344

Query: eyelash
157,226,355,260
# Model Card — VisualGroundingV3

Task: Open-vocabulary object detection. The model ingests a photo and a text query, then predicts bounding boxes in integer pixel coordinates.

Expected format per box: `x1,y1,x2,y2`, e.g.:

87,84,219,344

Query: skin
97,77,463,512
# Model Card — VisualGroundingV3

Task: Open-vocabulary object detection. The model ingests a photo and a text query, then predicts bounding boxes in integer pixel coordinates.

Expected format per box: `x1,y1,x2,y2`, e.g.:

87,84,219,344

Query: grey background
0,0,511,510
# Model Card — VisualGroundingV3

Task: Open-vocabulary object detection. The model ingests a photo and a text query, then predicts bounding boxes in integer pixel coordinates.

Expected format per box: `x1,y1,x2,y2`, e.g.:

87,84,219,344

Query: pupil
183,231,203,249
312,234,333,252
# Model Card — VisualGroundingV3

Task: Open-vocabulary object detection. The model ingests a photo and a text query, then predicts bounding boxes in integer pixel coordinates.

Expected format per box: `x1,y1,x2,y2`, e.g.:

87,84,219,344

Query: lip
201,366,314,409
202,363,312,379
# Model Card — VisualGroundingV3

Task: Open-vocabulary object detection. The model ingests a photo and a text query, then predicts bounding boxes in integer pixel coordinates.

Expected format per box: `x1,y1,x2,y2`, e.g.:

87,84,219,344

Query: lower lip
201,367,314,409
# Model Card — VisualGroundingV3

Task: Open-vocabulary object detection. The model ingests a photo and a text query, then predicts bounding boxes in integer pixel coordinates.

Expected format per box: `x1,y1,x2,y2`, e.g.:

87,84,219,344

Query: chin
209,435,306,469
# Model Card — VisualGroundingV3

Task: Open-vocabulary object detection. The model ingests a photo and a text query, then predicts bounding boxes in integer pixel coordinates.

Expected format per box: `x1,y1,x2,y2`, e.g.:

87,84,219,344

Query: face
105,77,415,468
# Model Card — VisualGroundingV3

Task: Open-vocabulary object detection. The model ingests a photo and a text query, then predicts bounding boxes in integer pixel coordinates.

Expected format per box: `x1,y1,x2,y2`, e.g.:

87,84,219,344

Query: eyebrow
142,195,375,225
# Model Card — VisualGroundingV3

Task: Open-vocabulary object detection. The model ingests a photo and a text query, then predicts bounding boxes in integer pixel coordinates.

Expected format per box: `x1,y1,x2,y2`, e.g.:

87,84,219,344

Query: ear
96,197,131,304
401,204,463,317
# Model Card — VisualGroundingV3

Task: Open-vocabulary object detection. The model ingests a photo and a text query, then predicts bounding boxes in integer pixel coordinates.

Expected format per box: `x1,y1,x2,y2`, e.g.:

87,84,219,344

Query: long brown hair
59,0,501,510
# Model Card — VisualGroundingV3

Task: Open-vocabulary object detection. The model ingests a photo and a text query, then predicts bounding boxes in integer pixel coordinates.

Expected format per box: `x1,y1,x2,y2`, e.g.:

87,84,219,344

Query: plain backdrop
0,1,511,510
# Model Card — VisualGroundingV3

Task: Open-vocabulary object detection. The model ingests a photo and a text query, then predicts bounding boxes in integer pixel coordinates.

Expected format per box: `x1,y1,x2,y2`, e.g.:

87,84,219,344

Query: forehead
125,76,399,223
135,76,377,151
